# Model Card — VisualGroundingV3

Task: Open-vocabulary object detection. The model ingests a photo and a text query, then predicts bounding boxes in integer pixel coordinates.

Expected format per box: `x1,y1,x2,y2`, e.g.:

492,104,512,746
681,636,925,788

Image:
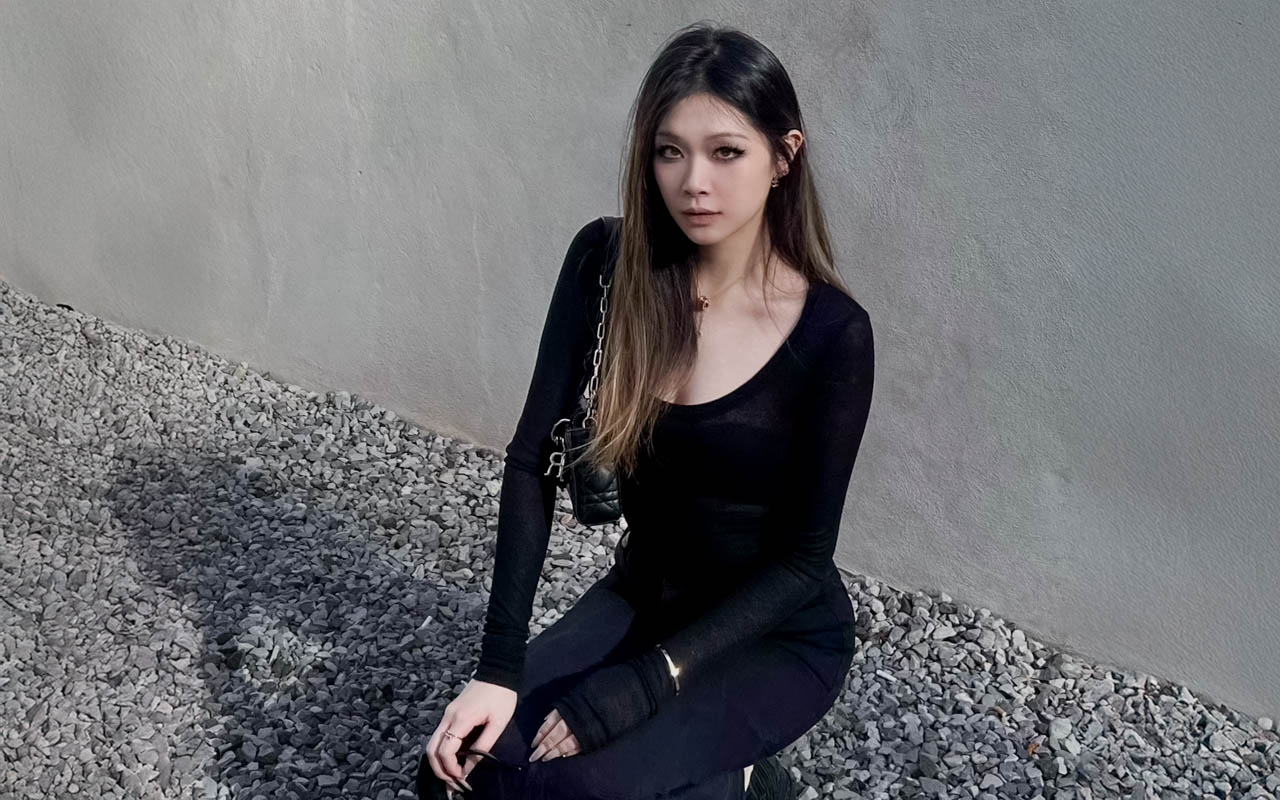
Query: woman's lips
683,211,720,224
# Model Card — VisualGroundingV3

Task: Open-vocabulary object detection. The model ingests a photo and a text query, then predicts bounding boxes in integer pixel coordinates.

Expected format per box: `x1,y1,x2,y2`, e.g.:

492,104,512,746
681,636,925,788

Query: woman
419,22,874,800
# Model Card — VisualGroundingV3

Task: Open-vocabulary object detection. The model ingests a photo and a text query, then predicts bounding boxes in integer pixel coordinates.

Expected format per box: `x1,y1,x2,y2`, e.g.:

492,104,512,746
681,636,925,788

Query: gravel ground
1,277,1276,800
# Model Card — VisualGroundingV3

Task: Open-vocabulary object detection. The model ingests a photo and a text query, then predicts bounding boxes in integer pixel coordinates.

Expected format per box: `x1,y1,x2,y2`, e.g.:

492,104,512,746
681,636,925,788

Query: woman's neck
693,222,772,297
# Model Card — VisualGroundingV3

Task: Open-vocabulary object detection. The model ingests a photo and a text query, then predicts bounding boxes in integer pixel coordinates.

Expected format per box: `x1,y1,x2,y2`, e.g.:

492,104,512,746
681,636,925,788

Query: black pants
440,561,855,799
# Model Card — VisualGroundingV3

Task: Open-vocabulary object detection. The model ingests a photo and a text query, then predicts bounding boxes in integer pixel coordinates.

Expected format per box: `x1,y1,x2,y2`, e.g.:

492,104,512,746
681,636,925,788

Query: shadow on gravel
108,442,484,799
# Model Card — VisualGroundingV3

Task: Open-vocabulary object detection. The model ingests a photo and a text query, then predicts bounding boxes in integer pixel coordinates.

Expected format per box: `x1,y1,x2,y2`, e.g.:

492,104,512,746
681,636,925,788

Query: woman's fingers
530,716,572,761
558,727,583,757
459,713,504,786
428,709,471,793
529,713,563,760
529,710,557,755
440,722,473,791
528,708,583,761
460,752,481,786
425,713,462,794
531,736,559,761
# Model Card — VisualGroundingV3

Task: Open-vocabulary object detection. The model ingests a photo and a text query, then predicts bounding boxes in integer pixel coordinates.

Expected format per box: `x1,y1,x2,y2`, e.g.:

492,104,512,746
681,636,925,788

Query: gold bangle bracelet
656,644,681,695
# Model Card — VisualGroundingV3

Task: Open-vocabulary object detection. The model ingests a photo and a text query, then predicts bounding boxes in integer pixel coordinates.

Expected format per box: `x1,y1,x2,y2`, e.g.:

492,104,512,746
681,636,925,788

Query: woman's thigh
516,576,857,800
516,564,650,698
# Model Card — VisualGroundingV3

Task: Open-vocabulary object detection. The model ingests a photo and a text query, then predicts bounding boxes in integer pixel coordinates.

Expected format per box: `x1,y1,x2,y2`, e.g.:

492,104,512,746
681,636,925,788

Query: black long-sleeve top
472,215,875,750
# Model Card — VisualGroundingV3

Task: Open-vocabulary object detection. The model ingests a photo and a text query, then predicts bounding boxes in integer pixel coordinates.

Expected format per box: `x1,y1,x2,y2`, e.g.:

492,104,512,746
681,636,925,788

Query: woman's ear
780,130,804,171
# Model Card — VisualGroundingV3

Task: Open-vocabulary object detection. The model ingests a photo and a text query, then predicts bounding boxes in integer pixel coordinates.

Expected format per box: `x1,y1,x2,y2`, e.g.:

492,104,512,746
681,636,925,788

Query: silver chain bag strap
543,249,622,525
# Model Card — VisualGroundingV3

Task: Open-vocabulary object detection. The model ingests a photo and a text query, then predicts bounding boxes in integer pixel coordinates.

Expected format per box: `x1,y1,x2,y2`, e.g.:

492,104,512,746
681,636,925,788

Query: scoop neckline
657,279,818,416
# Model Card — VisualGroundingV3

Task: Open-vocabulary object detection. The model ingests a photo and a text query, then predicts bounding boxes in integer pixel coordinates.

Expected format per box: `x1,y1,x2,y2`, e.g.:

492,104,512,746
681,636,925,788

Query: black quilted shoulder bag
542,221,622,525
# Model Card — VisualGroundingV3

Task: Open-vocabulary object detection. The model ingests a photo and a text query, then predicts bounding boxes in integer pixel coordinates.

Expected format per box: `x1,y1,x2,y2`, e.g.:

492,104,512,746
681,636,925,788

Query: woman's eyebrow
654,130,749,143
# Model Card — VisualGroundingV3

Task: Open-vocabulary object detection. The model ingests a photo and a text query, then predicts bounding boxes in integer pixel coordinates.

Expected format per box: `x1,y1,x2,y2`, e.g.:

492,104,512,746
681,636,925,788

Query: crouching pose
420,21,875,800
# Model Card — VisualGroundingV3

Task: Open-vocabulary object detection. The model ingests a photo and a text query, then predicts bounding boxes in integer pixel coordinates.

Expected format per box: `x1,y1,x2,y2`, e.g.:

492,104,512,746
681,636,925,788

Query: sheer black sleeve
470,216,606,690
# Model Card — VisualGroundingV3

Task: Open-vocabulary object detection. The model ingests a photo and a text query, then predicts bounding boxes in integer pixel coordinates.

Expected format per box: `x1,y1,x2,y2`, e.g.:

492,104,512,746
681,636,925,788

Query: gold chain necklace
694,256,772,310
694,277,734,310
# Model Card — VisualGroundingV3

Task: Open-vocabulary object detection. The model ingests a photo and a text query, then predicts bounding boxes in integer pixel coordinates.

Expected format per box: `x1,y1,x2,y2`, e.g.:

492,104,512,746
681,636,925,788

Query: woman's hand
425,679,518,793
529,707,582,761
543,648,677,755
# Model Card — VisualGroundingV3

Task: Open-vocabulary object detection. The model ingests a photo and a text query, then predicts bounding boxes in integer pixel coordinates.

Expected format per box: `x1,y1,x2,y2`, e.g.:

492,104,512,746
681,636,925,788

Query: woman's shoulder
563,216,608,266
793,280,872,389
561,216,619,292
570,215,621,254
809,280,872,354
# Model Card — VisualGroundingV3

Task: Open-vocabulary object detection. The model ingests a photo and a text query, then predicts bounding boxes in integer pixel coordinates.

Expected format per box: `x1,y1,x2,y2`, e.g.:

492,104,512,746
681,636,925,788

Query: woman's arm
470,216,607,691
549,308,875,751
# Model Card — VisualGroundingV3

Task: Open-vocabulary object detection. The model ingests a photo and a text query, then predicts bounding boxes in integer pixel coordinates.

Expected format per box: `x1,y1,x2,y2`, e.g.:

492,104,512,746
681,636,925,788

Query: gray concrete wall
2,3,1277,718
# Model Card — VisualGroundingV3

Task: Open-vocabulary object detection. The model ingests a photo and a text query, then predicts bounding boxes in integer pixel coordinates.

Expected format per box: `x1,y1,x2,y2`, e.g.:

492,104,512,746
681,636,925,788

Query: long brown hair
580,22,854,479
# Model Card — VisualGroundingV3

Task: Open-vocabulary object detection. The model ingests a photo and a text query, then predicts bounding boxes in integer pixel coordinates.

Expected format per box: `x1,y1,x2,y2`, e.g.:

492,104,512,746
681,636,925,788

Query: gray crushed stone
1,278,1277,800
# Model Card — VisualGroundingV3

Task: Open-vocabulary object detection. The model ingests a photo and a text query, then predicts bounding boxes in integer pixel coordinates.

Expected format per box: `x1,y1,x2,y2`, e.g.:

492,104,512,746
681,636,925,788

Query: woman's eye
655,145,744,160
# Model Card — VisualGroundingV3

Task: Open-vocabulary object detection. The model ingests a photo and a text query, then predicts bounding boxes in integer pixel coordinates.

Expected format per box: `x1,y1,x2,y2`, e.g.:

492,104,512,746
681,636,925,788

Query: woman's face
652,92,792,246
